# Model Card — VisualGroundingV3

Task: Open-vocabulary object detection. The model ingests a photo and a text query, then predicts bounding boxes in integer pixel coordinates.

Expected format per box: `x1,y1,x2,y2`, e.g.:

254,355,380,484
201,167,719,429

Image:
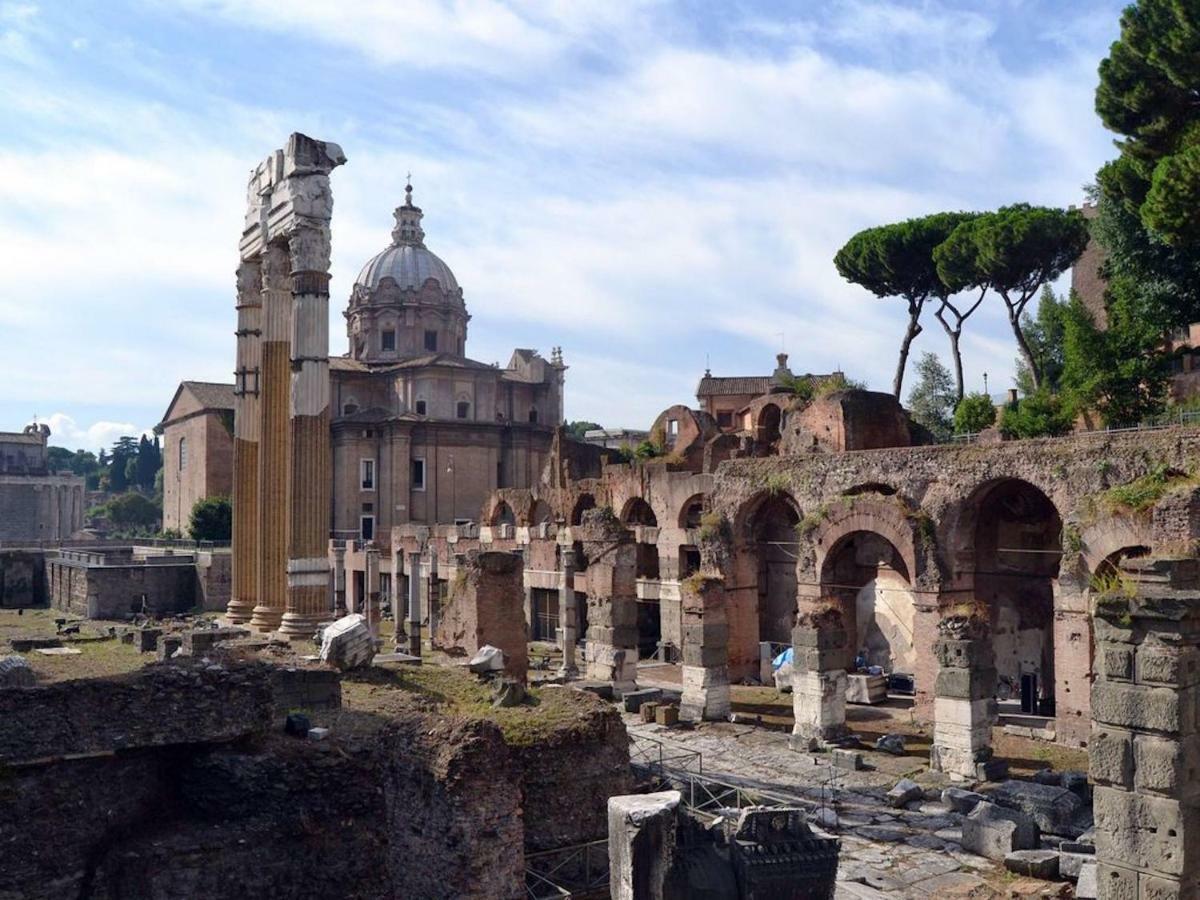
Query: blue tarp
772,647,793,670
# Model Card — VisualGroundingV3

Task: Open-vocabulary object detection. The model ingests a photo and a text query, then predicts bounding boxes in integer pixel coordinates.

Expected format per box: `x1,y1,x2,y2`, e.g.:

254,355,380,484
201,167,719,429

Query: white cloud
171,0,658,74
41,413,151,453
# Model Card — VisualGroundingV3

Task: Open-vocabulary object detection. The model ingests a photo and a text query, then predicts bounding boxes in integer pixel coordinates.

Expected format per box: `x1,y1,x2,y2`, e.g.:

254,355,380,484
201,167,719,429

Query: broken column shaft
929,615,999,782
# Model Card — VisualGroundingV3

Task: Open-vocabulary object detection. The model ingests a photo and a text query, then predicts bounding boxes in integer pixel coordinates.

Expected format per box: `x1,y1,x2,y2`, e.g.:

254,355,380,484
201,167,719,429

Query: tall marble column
331,540,347,618
279,225,334,638
227,259,261,624
364,544,381,640
250,243,292,633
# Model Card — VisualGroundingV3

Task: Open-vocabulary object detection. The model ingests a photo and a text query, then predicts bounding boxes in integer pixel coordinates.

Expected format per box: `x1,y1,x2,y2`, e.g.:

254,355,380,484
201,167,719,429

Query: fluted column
250,244,292,632
227,260,261,623
279,229,334,638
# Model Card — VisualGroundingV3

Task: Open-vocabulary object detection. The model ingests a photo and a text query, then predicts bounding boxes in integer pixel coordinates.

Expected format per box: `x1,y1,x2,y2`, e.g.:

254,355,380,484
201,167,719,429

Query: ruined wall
433,550,529,678
47,553,199,619
0,548,45,607
512,688,633,852
0,662,629,900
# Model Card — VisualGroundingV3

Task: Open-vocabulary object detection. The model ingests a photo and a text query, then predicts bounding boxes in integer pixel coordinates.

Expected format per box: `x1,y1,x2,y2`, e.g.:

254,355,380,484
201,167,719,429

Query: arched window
528,408,539,423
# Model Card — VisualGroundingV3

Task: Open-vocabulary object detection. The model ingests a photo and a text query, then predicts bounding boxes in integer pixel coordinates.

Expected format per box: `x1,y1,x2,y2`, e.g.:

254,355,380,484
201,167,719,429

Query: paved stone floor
625,715,1074,899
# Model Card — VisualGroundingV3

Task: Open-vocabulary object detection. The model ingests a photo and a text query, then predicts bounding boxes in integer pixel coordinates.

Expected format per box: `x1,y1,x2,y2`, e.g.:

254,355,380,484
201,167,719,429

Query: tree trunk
892,300,925,399
1004,296,1041,391
935,304,965,403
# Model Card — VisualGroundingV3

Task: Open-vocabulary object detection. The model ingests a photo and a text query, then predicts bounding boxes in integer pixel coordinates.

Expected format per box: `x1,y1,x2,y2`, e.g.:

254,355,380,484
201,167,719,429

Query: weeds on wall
1101,463,1196,514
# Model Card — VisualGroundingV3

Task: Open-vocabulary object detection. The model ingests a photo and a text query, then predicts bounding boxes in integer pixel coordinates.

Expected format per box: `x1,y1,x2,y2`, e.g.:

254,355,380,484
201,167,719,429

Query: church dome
355,243,459,293
353,183,459,294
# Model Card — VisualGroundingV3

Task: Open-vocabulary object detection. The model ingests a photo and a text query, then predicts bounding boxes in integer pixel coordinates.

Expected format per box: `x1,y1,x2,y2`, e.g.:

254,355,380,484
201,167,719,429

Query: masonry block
1093,786,1192,878
1100,644,1134,682
1089,726,1134,788
1091,682,1196,736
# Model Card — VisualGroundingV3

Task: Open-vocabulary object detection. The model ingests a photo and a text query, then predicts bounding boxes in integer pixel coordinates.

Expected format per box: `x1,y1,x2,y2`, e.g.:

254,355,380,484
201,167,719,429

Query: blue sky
0,0,1124,451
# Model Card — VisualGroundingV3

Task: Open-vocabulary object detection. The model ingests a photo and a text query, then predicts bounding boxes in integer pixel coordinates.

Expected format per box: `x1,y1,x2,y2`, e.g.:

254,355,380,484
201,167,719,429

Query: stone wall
433,550,529,678
0,661,632,900
47,550,199,619
512,687,633,852
0,549,45,607
0,473,85,541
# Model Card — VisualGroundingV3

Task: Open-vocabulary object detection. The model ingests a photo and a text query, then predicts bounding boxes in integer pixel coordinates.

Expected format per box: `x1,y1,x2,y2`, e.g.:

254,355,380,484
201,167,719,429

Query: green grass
341,664,594,747
1102,464,1196,514
0,609,148,682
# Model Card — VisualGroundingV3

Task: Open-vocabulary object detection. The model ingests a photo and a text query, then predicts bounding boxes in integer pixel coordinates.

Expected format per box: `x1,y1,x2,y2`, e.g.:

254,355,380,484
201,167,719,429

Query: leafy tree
566,421,602,440
98,493,160,532
906,352,955,440
935,205,1089,391
188,495,232,541
1014,286,1068,395
835,215,969,398
953,392,997,434
1096,0,1200,249
998,389,1072,439
1060,284,1170,427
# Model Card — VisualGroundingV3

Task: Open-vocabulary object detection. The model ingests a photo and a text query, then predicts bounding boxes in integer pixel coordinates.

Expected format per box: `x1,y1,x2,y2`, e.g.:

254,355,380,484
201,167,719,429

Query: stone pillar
424,552,439,650
679,574,730,722
607,791,680,900
1054,575,1093,747
364,545,381,640
406,551,422,656
558,552,578,677
249,243,292,633
790,608,850,751
579,511,638,694
227,260,261,624
434,551,528,681
930,614,999,782
1090,561,1200,899
279,220,336,638
331,541,347,617
235,133,344,636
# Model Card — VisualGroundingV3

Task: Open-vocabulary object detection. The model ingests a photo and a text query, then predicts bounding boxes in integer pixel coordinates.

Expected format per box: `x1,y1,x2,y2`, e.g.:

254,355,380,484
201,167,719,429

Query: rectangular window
178,438,187,471
381,329,396,351
360,515,375,541
360,458,375,491
717,411,733,429
456,401,469,419
411,458,426,491
424,330,437,351
415,399,427,415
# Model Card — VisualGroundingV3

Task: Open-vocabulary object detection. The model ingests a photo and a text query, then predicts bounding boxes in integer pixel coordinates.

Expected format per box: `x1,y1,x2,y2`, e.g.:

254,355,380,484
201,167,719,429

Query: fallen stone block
887,778,923,809
318,614,375,671
623,688,663,713
34,647,80,655
640,702,659,724
467,644,505,674
875,733,905,755
810,807,838,831
1058,842,1094,881
961,801,1038,861
0,654,34,688
491,678,526,708
655,705,679,727
832,748,864,771
989,779,1084,838
942,787,987,814
1004,849,1060,880
372,652,421,665
157,636,182,662
846,673,888,704
576,681,614,701
136,628,162,653
1074,861,1097,899
284,712,311,736
307,727,331,741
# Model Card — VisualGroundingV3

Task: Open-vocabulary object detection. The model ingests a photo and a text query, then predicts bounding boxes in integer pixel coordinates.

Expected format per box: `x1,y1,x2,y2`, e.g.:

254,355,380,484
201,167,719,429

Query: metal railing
524,840,609,900
629,734,703,775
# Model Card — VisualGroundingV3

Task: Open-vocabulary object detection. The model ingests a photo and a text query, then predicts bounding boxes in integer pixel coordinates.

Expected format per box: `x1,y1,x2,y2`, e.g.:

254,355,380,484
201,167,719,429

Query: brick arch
811,498,922,590
1078,515,1154,578
678,492,707,529
527,498,553,527
570,493,597,526
732,489,802,544
620,496,658,528
488,500,516,527
936,475,1066,591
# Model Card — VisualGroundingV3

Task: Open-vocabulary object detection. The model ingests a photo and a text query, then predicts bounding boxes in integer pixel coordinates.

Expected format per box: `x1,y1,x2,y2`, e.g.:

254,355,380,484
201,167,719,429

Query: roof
181,381,235,410
159,381,235,428
355,244,459,294
330,353,497,374
696,376,773,397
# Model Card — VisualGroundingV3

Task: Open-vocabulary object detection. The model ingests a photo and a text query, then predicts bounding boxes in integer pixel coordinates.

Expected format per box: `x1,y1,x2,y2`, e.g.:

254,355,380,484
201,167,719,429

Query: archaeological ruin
6,131,1200,900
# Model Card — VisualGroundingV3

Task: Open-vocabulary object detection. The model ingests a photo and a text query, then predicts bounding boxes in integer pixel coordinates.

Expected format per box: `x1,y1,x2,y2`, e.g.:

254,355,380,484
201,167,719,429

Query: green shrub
953,392,996,434
998,389,1072,439
188,495,232,541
